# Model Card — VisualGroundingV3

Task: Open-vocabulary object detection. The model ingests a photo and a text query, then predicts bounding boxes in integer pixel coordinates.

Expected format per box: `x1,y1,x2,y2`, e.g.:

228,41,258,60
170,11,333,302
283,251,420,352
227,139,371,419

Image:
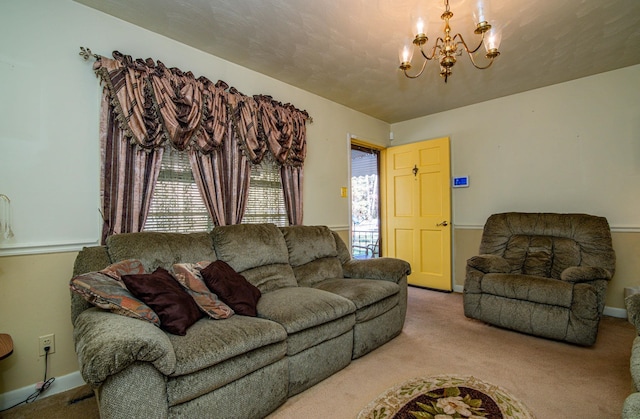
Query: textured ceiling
74,0,640,123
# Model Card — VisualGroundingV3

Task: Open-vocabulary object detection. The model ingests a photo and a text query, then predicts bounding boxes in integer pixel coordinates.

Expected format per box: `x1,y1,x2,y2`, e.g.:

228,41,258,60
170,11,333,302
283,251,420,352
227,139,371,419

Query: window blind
144,148,287,233
144,148,213,232
243,160,287,227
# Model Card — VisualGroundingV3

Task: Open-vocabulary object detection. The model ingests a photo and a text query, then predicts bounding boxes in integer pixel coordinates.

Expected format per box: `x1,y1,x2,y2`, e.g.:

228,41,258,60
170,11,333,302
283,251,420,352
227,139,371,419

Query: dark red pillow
122,267,203,335
200,260,261,317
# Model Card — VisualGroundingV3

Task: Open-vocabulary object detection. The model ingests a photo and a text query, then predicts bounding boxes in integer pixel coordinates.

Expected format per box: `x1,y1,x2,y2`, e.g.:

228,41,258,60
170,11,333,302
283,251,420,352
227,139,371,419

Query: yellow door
382,137,451,290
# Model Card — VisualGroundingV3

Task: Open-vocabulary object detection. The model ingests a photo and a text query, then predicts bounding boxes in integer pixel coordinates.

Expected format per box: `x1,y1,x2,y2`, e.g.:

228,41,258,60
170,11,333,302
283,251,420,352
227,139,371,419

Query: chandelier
399,0,502,82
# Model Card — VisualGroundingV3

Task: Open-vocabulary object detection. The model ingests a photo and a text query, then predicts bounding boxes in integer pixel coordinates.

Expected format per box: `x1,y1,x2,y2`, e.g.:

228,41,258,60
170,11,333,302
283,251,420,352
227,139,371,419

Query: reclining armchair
463,212,615,346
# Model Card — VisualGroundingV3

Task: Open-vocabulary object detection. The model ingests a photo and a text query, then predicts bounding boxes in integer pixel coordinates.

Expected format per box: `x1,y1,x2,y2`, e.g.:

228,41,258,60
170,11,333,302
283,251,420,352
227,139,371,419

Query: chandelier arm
451,32,495,70
452,32,484,55
402,58,429,78
419,41,441,61
465,52,496,70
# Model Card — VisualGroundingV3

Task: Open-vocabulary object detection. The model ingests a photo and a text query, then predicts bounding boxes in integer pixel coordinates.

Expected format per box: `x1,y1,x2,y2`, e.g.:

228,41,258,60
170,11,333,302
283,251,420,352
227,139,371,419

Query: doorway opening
350,142,381,259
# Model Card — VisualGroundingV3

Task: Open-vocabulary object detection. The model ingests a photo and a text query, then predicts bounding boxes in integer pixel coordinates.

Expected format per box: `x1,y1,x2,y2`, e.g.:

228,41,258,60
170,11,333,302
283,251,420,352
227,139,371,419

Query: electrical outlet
38,334,55,357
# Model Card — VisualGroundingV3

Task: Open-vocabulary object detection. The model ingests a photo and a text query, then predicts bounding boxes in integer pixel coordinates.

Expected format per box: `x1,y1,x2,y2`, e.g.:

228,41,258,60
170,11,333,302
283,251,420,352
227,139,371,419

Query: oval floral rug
357,375,534,419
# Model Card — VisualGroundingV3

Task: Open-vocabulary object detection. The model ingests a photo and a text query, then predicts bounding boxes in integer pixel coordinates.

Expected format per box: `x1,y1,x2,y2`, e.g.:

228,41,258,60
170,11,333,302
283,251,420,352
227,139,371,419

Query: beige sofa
71,224,410,418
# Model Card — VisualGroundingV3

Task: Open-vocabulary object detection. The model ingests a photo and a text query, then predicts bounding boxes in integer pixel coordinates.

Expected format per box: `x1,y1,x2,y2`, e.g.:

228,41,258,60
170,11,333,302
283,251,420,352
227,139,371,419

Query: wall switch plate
38,334,55,356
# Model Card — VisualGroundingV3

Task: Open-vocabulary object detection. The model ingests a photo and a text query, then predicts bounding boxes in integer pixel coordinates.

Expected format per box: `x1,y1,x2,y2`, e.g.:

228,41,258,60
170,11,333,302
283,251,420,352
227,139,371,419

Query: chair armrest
466,255,511,273
623,393,640,419
626,294,640,332
342,258,411,283
74,308,176,386
560,266,612,283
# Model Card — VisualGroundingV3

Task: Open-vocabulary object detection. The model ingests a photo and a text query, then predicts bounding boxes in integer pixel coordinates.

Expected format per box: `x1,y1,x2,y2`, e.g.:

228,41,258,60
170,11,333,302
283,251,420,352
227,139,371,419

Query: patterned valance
93,51,310,166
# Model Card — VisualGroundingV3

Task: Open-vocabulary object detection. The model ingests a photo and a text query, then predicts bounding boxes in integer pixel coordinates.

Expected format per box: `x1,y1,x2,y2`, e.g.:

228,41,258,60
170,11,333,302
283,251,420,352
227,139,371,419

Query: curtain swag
93,51,310,167
91,50,308,240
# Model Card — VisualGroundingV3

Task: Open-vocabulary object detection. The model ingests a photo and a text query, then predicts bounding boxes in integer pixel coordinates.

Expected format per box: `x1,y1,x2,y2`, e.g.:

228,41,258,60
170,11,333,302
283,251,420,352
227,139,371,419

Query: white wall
0,0,389,257
391,65,640,229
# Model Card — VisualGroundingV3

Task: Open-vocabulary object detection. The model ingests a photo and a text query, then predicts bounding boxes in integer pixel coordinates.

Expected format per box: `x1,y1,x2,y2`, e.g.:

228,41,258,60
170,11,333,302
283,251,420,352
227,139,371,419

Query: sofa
463,212,615,346
70,224,410,419
623,293,640,417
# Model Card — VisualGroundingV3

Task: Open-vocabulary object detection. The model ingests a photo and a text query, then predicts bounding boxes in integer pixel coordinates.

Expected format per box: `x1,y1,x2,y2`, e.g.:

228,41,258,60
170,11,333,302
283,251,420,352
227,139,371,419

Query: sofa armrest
560,266,612,283
627,294,640,333
342,257,411,283
74,308,176,386
466,255,511,274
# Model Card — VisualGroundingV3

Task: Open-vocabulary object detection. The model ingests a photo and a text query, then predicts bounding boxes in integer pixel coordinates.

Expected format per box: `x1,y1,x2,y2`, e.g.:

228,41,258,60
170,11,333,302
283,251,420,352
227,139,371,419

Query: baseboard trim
604,306,627,319
452,284,626,318
0,371,86,411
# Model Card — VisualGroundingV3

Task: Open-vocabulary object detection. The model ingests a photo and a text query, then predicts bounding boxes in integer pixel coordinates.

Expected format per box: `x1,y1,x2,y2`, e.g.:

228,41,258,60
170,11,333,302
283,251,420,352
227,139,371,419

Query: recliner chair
463,212,616,346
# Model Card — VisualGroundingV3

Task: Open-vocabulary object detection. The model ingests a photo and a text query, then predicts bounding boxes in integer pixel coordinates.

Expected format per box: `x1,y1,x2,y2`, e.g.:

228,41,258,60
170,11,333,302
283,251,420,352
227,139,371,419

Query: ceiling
74,0,640,123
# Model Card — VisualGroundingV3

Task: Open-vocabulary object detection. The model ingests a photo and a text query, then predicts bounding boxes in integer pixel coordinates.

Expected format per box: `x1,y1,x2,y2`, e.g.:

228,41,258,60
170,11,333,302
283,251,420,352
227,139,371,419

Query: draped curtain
94,51,310,241
99,94,164,244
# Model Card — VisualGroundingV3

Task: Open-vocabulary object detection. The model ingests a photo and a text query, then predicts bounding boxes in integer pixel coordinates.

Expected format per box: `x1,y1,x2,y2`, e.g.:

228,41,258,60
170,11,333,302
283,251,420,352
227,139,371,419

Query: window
144,148,287,233
243,159,288,226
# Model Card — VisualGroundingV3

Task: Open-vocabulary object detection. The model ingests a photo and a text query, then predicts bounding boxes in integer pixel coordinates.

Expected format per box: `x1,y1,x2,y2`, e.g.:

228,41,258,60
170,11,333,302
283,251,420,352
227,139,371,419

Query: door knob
436,221,449,227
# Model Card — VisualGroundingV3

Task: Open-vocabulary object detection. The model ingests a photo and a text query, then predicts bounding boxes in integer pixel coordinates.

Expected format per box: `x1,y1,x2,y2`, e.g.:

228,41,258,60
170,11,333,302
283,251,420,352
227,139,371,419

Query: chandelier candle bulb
484,28,502,57
415,16,427,37
474,0,491,26
399,41,414,68
411,8,429,38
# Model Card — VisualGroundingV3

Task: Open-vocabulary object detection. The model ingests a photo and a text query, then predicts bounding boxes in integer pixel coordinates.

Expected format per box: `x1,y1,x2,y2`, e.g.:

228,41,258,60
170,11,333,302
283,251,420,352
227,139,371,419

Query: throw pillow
122,267,203,335
70,270,160,326
172,262,234,319
100,259,145,280
200,260,262,317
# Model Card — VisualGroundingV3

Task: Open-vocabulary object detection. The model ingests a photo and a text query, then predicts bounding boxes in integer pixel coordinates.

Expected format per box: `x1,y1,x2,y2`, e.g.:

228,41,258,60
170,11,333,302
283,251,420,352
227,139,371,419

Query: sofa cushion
313,278,399,322
172,262,234,319
122,268,203,335
503,235,582,279
211,223,290,272
200,260,261,317
280,225,338,267
257,287,355,335
281,226,344,286
482,273,574,308
285,315,355,356
211,224,298,292
167,342,288,407
293,258,344,287
106,232,217,272
480,213,614,279
241,263,299,293
167,315,287,377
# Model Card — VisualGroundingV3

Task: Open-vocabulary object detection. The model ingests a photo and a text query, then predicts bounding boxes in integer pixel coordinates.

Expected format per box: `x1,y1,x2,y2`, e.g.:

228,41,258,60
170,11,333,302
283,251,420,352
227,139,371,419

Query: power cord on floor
0,346,56,413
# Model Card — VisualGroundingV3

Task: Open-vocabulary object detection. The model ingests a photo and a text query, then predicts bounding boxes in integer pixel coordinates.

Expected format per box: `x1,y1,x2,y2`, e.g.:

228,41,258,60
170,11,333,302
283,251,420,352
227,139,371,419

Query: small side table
0,334,13,360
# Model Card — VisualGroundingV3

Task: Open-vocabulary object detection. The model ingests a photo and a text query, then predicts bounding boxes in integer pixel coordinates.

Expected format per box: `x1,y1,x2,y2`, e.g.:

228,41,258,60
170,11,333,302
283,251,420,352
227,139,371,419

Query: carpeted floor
1,287,635,418
0,383,97,419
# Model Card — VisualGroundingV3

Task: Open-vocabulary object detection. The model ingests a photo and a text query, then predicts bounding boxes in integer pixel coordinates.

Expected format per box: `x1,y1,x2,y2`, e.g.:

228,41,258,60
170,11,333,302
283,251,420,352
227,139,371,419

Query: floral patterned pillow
69,260,160,325
100,259,145,280
172,262,234,319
